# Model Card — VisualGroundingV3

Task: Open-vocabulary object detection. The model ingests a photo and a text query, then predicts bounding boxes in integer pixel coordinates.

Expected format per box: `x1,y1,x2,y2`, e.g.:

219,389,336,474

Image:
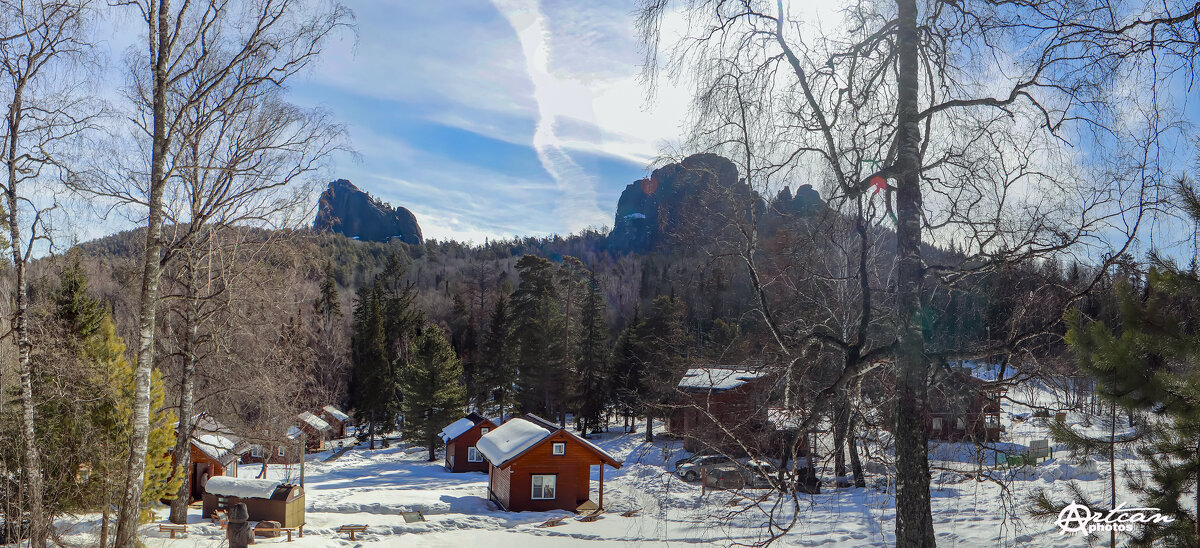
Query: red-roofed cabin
479,414,621,513
440,412,498,473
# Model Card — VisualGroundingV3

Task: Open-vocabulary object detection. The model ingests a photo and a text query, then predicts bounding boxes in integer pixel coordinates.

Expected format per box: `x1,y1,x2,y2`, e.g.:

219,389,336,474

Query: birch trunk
168,288,201,523
6,82,48,548
893,0,935,545
115,1,172,544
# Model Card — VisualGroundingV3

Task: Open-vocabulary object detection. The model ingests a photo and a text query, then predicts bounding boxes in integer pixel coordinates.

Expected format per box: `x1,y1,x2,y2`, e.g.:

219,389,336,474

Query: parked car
675,454,737,481
743,459,779,489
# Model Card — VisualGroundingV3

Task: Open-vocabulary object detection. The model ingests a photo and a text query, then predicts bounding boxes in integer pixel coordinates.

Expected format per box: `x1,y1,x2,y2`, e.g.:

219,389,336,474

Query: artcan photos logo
1056,502,1175,535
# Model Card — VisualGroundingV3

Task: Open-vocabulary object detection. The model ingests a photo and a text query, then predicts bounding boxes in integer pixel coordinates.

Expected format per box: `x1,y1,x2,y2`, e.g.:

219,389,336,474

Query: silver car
675,454,737,481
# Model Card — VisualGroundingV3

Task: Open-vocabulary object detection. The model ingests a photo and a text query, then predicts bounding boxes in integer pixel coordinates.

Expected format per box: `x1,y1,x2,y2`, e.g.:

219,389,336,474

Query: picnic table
253,526,300,542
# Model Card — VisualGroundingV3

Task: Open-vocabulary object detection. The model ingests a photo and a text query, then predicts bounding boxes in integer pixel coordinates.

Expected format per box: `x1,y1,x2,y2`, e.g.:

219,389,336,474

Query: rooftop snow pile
678,368,766,390
323,405,349,422
439,417,476,442
299,411,330,431
476,418,551,466
204,476,283,499
194,434,238,461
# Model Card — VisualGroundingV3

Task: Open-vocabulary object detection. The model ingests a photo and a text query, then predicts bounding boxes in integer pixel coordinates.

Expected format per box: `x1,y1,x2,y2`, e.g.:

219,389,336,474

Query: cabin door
193,462,211,500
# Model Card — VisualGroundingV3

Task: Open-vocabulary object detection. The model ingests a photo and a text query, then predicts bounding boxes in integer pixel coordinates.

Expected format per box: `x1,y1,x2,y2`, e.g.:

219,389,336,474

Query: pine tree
611,308,646,433
480,294,517,421
1063,181,1200,545
574,269,610,435
400,324,467,461
638,296,688,442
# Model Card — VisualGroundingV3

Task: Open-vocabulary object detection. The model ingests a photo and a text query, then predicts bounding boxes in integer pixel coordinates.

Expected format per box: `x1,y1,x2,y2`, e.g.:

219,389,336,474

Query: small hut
183,414,250,501
439,412,498,473
202,477,305,528
321,406,351,438
297,412,330,451
669,367,774,453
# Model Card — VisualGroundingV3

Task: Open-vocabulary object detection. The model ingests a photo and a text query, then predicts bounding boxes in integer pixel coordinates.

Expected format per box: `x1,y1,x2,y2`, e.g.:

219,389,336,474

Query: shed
439,412,498,473
669,367,776,453
297,412,330,451
321,405,351,438
202,477,305,528
478,414,620,513
184,414,250,501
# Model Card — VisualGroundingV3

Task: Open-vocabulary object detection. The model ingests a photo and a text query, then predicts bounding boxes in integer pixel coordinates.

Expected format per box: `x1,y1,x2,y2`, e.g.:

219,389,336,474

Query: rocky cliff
313,179,423,245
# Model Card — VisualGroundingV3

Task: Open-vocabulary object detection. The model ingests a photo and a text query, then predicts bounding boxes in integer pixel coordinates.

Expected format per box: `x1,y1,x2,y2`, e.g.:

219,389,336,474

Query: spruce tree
400,324,467,461
575,269,610,435
480,294,517,421
611,308,646,432
349,285,394,449
638,295,688,442
511,255,564,416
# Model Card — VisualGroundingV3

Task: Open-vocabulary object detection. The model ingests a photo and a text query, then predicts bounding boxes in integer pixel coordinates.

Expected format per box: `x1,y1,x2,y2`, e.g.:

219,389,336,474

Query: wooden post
701,468,707,496
300,432,306,487
598,465,605,510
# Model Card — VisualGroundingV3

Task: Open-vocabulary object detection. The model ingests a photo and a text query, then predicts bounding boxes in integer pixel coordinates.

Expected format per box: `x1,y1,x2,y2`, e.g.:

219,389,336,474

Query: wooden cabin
669,367,776,453
241,426,305,465
202,477,305,528
182,414,250,502
297,412,331,451
478,414,621,513
439,412,498,473
321,405,351,439
927,367,1006,443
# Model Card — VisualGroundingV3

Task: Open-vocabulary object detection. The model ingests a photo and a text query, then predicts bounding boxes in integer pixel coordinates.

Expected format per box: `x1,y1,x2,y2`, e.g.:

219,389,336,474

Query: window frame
551,442,566,455
467,446,483,462
480,427,490,435
531,474,557,500
277,446,286,458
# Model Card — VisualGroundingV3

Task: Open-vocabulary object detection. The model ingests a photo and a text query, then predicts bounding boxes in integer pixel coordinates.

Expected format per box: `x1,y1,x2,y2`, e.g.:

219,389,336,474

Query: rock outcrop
313,179,422,245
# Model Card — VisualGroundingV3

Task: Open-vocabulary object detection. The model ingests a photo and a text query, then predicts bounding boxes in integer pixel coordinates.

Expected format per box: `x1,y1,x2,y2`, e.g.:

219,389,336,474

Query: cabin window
984,414,1000,429
468,447,483,462
932,417,943,431
531,475,556,499
278,446,286,457
481,427,490,435
250,446,264,458
956,417,966,429
552,442,565,455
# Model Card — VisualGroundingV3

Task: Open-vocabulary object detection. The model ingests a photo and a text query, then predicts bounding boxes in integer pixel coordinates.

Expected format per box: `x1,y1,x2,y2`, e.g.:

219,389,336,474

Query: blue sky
278,0,692,243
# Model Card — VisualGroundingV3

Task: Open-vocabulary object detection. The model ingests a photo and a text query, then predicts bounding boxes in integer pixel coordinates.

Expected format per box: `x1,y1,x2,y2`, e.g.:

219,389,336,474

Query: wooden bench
337,525,368,541
253,526,299,542
536,516,567,528
157,524,187,539
577,511,602,522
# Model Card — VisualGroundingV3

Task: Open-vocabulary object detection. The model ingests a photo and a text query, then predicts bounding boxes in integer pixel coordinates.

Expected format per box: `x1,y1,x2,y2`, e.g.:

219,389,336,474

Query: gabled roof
298,411,330,431
678,367,767,391
190,413,249,465
322,405,349,423
476,414,620,469
438,412,496,443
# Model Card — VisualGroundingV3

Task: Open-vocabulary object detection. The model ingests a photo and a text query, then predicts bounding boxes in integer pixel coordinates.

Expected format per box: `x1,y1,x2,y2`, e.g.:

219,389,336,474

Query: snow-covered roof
678,368,767,391
767,408,804,431
298,412,330,431
204,476,283,499
286,426,302,440
439,418,477,443
476,418,552,466
322,405,349,422
193,434,240,464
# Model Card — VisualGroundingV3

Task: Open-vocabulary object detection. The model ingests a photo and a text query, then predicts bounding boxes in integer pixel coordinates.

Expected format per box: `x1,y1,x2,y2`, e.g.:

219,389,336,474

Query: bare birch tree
0,1,95,545
87,1,350,544
639,0,1184,544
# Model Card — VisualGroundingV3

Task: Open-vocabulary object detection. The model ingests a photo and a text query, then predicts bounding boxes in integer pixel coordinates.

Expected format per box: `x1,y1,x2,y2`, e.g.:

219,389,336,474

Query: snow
203,476,282,499
323,405,349,422
299,411,330,431
677,367,766,390
623,212,646,220
438,417,476,442
476,418,551,466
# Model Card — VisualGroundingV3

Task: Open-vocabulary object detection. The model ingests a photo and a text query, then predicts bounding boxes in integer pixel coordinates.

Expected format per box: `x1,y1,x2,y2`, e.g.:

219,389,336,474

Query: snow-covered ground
44,369,1156,546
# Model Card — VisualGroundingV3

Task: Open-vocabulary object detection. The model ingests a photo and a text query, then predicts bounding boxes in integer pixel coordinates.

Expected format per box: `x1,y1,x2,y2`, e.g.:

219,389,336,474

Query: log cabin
927,367,1005,443
439,412,497,473
477,414,620,513
668,367,777,454
297,412,331,451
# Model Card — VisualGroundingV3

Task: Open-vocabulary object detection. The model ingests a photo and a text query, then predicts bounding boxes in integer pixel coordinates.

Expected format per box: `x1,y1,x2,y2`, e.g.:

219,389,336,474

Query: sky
276,0,693,243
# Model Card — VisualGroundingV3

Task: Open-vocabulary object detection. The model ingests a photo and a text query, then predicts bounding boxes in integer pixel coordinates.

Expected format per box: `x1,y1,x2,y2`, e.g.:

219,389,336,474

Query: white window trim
250,445,264,458
480,427,490,435
531,475,557,500
277,446,286,457
551,442,565,455
467,446,483,463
